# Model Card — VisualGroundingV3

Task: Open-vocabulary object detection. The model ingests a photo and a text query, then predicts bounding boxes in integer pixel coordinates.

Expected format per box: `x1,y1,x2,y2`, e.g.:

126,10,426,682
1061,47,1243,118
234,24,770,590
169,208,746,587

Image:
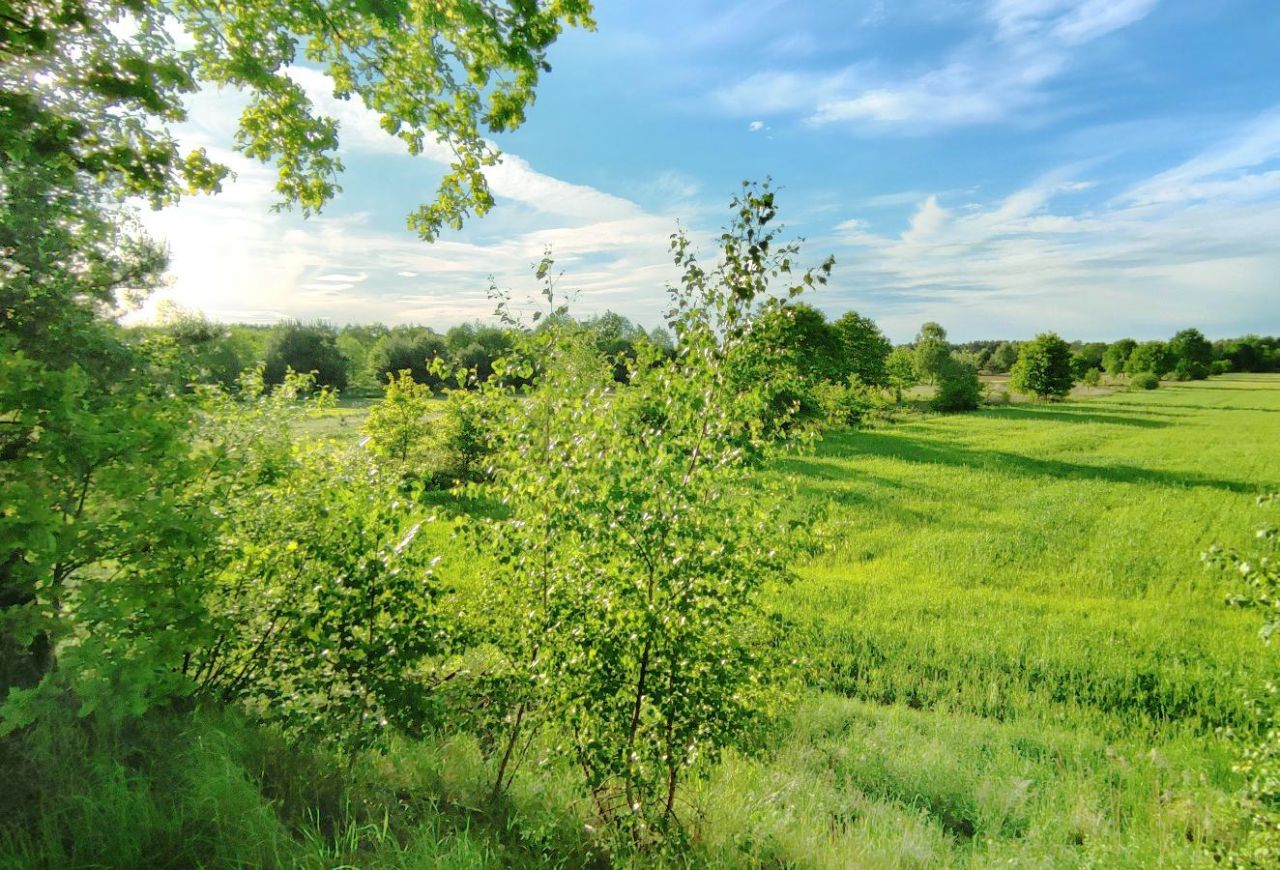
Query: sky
140,0,1280,342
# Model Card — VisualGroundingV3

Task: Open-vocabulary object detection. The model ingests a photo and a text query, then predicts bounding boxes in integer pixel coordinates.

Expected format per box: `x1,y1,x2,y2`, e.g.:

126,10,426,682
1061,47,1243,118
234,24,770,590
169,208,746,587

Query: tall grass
4,375,1276,867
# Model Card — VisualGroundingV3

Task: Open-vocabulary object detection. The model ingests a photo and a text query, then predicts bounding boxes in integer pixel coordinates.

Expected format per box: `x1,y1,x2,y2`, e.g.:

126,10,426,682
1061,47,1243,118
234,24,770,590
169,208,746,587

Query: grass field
316,373,1278,865
701,373,1276,865
18,375,1271,868
341,374,1280,865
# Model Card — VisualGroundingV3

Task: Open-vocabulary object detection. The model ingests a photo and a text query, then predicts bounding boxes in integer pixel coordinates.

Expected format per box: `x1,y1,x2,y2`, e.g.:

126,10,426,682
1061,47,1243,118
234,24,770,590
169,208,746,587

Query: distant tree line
125,305,676,394
124,306,1280,413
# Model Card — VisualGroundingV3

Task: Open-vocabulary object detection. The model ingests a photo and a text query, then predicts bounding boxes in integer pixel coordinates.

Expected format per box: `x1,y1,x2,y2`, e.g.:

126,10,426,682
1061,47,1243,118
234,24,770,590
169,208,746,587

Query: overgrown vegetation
5,2,1280,866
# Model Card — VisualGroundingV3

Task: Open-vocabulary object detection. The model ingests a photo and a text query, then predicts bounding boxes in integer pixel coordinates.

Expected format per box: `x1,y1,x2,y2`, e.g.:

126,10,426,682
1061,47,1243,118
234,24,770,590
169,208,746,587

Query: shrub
814,377,876,429
932,357,983,412
1082,367,1102,387
1172,359,1210,381
1129,372,1160,390
1009,332,1075,400
1211,359,1233,375
363,370,436,465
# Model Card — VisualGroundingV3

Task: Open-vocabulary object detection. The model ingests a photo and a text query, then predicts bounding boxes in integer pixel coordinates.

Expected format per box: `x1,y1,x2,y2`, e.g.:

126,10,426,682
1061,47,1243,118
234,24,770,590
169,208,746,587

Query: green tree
1009,332,1075,400
1127,341,1171,377
1169,328,1213,380
3,0,591,722
1071,342,1107,378
472,184,823,841
366,328,448,388
989,341,1019,374
913,322,951,384
885,347,919,404
263,322,349,389
363,370,436,465
832,311,891,386
932,356,982,412
1102,339,1137,375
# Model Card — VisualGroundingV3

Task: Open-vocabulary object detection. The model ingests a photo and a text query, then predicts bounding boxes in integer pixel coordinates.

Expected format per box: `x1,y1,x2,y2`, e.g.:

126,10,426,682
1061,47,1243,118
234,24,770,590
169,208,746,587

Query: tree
1102,339,1137,375
885,347,919,404
1168,328,1213,380
932,356,982,412
5,0,595,241
913,322,951,384
832,311,891,386
472,184,825,840
2,0,593,720
366,328,448,388
1072,342,1107,378
1009,332,1075,400
1126,341,1171,377
263,322,349,389
989,341,1020,374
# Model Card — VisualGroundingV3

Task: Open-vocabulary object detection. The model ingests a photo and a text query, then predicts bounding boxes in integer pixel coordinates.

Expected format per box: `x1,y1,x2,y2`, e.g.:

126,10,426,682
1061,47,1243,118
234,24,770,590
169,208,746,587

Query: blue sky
145,0,1280,342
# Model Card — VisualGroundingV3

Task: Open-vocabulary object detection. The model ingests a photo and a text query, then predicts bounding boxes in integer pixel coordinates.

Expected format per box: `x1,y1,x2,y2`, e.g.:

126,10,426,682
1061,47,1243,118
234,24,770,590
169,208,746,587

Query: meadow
6,373,1277,868
253,372,1275,867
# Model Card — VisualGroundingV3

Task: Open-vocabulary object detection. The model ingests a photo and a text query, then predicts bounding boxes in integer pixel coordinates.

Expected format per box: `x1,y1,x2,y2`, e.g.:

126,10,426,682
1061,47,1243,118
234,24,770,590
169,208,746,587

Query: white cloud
748,120,766,132
1121,108,1280,205
821,119,1280,340
714,0,1159,131
135,70,688,328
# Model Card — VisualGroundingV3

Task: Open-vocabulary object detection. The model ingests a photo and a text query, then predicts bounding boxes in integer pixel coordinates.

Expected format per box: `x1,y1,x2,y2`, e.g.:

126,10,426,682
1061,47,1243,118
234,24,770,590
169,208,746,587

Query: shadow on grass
1102,399,1280,414
819,430,1272,495
976,405,1174,428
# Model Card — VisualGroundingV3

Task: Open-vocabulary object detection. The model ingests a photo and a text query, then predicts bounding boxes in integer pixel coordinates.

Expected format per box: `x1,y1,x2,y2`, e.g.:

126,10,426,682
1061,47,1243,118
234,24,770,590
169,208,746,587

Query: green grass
779,375,1278,737
8,375,1276,867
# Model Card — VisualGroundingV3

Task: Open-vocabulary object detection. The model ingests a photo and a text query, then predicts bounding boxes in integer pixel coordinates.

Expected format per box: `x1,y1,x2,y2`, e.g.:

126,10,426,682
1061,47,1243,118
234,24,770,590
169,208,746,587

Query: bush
1211,359,1233,375
814,376,878,429
1082,367,1102,387
1129,372,1160,390
1172,359,1210,381
932,357,982,412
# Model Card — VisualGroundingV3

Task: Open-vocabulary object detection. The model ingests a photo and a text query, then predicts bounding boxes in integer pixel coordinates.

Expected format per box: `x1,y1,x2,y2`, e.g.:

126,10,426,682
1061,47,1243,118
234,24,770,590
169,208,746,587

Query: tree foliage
1169,328,1213,380
1009,332,1075,400
913,322,951,384
466,184,823,843
832,311,892,386
262,322,349,389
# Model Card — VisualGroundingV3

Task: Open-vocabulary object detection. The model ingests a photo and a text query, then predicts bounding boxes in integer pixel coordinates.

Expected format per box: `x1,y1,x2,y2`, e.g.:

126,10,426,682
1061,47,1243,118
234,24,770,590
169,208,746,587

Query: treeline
957,332,1280,378
126,307,675,394
129,305,1279,405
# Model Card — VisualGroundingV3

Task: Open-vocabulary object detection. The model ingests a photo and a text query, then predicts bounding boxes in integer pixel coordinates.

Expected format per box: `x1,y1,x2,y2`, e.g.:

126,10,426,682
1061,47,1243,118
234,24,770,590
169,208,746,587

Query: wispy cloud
823,112,1280,339
1121,107,1280,205
714,0,1159,131
135,70,690,327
